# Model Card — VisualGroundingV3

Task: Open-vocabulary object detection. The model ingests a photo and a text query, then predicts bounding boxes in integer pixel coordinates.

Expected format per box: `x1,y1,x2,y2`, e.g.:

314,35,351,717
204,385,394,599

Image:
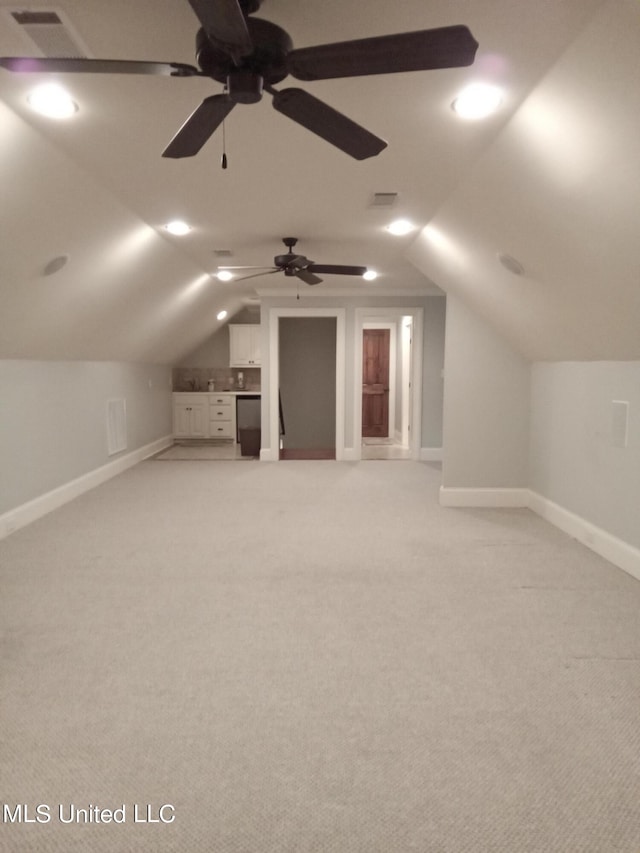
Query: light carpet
1,460,639,852
155,442,256,461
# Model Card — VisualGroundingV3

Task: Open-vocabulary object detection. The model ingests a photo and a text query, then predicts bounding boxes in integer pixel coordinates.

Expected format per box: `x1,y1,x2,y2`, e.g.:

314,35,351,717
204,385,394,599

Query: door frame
353,307,423,461
266,307,346,461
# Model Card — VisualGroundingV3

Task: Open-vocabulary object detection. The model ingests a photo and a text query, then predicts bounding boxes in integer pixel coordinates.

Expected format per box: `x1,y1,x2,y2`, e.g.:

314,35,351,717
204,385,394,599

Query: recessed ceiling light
363,270,378,281
165,220,191,236
217,269,233,281
452,83,502,119
217,310,228,321
28,83,77,118
386,219,416,236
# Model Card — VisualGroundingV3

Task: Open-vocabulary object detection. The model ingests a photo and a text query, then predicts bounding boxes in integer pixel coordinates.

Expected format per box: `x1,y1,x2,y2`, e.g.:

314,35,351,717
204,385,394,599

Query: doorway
278,316,337,460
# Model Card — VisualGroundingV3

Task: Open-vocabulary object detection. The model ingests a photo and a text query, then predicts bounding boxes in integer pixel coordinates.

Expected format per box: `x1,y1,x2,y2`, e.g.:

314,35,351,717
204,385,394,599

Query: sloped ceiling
1,0,637,365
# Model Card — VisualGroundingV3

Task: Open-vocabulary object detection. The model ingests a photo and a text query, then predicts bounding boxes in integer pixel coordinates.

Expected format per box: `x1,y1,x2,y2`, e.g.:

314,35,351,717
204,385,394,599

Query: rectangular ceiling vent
370,192,398,208
213,249,234,257
7,9,88,58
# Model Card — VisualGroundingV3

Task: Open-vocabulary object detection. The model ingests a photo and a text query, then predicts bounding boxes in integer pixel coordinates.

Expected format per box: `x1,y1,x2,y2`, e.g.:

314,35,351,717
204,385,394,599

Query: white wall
530,361,640,550
442,295,530,488
0,360,172,516
422,298,446,449
176,308,260,368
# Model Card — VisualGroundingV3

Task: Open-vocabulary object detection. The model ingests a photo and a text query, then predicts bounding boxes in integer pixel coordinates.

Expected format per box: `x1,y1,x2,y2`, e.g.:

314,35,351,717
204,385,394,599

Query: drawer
209,421,234,438
210,407,231,421
210,395,231,406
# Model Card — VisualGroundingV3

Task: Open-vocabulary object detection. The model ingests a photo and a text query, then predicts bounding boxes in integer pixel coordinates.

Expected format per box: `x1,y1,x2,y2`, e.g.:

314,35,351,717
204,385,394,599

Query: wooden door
362,328,390,438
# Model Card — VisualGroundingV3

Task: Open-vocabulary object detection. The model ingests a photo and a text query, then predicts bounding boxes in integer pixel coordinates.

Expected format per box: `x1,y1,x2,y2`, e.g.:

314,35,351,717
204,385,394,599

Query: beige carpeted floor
155,442,257,461
1,460,639,852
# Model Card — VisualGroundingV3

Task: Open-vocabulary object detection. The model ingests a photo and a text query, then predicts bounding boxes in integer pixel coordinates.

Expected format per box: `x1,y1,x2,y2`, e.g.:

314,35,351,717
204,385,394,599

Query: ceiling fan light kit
1,0,479,160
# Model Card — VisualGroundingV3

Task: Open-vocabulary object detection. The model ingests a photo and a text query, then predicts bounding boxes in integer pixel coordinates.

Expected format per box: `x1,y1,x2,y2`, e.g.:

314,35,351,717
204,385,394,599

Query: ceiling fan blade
0,57,200,76
295,269,323,285
270,87,386,160
287,25,478,81
308,264,367,276
233,269,280,282
162,94,235,158
186,0,253,59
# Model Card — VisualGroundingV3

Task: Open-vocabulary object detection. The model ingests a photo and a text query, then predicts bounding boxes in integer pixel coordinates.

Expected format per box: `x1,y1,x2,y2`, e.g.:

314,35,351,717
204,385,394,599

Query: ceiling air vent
213,249,233,258
369,192,398,208
7,9,88,58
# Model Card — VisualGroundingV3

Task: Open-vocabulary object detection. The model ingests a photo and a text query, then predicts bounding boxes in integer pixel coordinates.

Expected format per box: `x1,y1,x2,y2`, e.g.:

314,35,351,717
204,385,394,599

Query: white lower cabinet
173,395,209,438
172,393,240,440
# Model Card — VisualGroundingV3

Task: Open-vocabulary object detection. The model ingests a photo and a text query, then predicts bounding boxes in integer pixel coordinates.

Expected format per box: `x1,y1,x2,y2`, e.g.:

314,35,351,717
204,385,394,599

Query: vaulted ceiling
1,0,637,364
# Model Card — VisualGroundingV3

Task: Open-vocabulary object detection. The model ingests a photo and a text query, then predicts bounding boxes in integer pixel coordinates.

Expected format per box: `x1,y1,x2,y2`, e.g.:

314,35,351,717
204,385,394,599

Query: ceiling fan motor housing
227,70,263,103
239,0,262,13
196,18,293,90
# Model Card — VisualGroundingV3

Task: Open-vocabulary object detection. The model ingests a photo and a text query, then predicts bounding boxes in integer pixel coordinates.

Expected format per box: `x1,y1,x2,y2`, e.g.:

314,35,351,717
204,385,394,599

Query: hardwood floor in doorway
279,449,336,460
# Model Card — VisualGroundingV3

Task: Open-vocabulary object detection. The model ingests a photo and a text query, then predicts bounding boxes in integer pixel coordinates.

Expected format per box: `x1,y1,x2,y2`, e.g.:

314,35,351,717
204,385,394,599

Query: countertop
173,390,261,395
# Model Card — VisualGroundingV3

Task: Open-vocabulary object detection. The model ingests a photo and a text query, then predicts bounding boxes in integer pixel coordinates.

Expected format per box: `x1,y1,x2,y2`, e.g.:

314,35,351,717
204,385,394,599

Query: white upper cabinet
229,324,261,367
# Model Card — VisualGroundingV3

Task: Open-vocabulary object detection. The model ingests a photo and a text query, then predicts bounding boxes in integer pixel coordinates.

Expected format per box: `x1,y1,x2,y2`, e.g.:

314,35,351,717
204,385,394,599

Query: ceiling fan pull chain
221,84,229,169
221,118,228,169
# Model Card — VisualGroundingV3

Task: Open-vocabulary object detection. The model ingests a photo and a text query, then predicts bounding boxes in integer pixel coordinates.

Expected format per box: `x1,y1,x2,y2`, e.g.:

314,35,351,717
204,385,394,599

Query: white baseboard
527,491,640,582
259,447,279,461
439,486,529,508
342,447,360,462
438,485,640,582
420,447,443,462
0,434,173,540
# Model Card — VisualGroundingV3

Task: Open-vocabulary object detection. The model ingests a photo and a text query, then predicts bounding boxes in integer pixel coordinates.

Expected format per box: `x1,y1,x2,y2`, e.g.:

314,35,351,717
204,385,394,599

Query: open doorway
278,316,337,460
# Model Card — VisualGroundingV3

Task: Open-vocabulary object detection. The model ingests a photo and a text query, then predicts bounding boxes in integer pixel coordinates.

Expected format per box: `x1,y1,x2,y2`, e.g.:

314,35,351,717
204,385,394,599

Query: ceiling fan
0,0,478,161
220,237,367,285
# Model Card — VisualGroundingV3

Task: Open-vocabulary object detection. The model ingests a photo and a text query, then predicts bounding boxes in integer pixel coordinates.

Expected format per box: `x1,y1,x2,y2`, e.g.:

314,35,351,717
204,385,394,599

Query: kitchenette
171,320,262,452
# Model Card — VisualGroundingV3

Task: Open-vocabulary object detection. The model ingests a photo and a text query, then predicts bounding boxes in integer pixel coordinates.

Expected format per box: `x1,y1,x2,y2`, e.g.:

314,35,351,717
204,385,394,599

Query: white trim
439,486,529,507
268,307,346,461
0,435,173,540
527,491,640,582
257,286,441,298
420,447,443,462
342,447,360,462
260,446,279,462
